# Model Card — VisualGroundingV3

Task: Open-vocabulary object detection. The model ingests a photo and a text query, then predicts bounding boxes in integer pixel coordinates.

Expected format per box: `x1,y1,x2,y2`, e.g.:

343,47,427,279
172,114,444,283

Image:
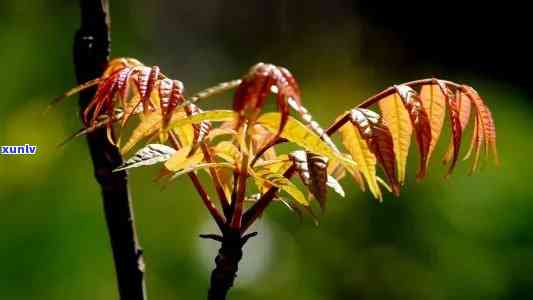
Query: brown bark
206,230,256,300
73,1,147,299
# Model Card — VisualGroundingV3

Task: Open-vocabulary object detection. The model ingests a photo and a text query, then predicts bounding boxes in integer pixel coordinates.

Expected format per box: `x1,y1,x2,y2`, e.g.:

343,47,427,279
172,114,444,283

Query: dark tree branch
74,1,147,299
207,229,256,300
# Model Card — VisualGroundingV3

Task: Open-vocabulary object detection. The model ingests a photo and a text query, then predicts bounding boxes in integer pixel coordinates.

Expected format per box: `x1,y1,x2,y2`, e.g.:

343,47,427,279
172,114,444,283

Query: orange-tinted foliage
56,59,499,228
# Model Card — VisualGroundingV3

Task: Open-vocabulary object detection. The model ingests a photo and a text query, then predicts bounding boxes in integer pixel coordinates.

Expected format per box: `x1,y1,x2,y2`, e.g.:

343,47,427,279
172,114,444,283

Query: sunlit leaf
114,144,176,172
394,85,432,179
458,91,472,130
164,145,204,172
420,84,446,166
167,162,234,182
338,121,382,199
328,154,366,192
378,93,412,184
252,169,308,206
255,155,292,178
463,85,499,171
169,110,237,130
287,98,339,152
251,124,278,161
345,108,400,196
257,113,356,168
464,116,484,173
121,112,162,155
217,167,234,203
213,141,241,163
206,127,236,140
173,124,195,147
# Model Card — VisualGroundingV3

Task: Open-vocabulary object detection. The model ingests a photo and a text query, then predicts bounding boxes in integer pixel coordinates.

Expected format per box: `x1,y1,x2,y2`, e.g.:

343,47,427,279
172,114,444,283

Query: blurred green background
1,1,531,299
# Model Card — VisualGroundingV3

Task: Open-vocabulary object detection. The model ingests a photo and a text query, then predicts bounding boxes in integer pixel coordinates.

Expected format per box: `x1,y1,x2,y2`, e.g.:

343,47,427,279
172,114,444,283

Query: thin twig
168,131,227,230
230,126,249,229
200,143,232,218
240,165,296,233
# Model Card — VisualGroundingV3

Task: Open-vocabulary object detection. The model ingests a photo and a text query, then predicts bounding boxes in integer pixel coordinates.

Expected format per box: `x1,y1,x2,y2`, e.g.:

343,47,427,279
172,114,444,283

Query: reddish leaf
158,79,173,128
116,67,136,105
435,81,462,175
442,90,471,167
307,152,329,210
142,66,160,114
83,71,120,125
462,85,498,172
233,63,300,135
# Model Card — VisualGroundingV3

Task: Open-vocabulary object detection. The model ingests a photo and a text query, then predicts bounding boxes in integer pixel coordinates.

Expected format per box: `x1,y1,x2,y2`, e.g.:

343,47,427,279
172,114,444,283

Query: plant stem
207,230,242,300
74,1,146,299
206,230,257,300
168,132,226,230
240,165,296,233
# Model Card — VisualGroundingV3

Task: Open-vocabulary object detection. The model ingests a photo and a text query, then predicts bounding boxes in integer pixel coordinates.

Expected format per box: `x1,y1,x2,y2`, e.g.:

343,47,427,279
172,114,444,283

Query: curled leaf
419,84,446,166
115,144,176,172
289,150,342,207
443,90,471,167
289,150,311,185
233,63,300,135
462,85,498,173
435,81,462,176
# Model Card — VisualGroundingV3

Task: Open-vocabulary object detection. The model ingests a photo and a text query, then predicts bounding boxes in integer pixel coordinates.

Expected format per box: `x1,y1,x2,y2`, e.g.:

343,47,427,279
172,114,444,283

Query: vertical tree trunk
73,1,147,299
